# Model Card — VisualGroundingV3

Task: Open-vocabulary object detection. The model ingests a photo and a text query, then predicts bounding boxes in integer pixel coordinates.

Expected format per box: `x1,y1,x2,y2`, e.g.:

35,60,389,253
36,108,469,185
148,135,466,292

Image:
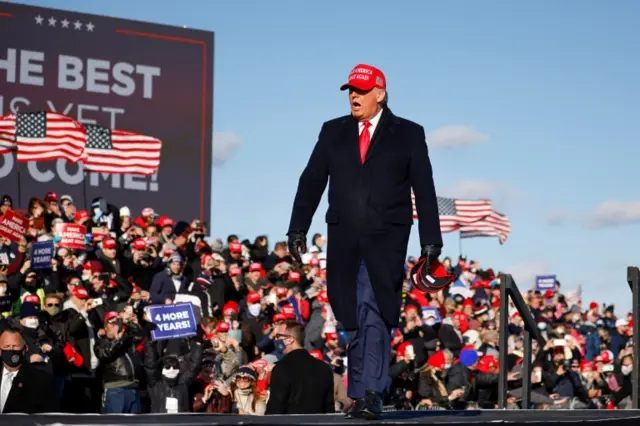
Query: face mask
248,304,261,317
162,368,180,379
0,287,5,295
425,319,436,327
24,318,39,329
582,372,593,380
444,363,451,369
537,322,547,330
621,365,632,376
532,370,542,382
273,340,286,353
2,349,24,368
556,328,565,335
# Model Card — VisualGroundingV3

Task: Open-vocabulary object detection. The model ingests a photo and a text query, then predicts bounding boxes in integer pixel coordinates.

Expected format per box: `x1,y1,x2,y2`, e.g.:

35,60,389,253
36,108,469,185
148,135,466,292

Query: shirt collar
359,107,383,128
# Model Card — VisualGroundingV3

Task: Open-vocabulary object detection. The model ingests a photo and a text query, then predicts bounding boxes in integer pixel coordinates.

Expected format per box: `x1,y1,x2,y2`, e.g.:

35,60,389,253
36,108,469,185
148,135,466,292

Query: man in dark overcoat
287,64,442,419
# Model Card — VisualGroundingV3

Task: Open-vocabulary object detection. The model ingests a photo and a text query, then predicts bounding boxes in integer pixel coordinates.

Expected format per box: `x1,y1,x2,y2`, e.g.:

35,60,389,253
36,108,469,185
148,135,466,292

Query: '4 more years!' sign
146,302,197,341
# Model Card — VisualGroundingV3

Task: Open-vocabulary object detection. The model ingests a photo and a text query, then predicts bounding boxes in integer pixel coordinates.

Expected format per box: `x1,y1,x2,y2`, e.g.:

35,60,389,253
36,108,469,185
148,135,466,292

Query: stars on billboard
34,14,95,32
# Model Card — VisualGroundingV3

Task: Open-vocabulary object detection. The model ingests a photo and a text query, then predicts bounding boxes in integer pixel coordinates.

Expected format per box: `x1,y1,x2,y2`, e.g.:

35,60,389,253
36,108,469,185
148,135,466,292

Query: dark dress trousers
1,364,61,413
288,106,442,397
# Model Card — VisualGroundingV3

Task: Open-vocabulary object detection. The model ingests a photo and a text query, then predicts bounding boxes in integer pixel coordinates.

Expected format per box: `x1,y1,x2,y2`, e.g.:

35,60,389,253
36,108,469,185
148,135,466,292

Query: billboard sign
0,3,214,222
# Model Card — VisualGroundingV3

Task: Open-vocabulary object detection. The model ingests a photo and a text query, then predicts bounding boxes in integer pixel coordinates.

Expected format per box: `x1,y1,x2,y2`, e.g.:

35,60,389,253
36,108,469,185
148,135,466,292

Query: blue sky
14,0,640,311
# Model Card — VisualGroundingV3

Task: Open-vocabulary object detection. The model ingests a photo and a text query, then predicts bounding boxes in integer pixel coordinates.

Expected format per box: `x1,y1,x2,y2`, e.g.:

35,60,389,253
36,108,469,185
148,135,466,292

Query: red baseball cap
340,64,386,92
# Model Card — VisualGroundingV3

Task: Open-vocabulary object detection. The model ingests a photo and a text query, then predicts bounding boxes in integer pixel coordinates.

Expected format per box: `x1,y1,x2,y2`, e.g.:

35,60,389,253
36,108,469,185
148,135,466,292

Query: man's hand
420,245,442,266
287,231,307,264
41,344,53,353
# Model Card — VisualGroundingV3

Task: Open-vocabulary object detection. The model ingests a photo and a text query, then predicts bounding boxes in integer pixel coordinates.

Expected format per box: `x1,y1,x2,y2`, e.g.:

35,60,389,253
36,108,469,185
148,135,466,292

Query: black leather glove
420,244,442,267
287,230,307,264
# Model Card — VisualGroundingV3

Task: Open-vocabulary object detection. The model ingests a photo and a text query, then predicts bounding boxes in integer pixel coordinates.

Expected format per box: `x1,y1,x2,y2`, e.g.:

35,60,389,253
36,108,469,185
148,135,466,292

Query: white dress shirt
0,368,17,413
358,107,383,137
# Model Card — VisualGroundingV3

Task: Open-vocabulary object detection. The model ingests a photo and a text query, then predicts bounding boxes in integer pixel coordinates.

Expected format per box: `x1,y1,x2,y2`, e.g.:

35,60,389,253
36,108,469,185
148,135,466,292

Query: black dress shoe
359,390,383,420
345,398,364,419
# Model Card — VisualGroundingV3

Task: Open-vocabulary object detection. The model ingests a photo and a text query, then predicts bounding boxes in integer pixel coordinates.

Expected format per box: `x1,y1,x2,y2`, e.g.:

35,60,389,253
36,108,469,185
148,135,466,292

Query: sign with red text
0,3,214,222
56,223,87,250
0,210,28,242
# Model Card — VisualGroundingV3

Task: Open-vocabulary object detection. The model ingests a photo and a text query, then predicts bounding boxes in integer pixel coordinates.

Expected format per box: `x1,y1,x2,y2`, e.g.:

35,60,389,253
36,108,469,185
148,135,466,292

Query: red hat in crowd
229,265,242,277
23,293,41,306
249,263,262,273
477,355,499,374
247,292,261,305
102,238,117,250
275,287,288,298
157,216,174,228
340,64,386,92
63,342,84,368
223,301,238,315
216,322,230,333
104,311,119,324
317,291,328,303
396,341,414,358
229,242,242,254
309,258,320,267
427,351,446,370
325,332,338,341
288,271,301,283
309,350,324,361
72,286,90,300
272,313,287,323
44,191,58,202
132,238,146,251
74,210,90,223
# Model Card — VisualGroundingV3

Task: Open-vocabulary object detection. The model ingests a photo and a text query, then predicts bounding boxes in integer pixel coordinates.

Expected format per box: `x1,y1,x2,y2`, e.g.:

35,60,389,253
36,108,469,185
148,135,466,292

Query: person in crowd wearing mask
609,350,633,408
8,261,45,315
149,254,189,304
191,356,233,413
216,367,266,415
0,327,60,413
416,351,451,409
144,336,203,413
542,339,587,407
585,323,611,361
16,302,57,369
444,349,479,409
94,311,144,413
578,360,609,408
266,321,334,414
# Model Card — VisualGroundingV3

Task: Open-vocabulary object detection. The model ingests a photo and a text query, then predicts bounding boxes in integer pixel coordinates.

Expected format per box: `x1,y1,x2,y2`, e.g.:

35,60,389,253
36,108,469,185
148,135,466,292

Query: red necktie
359,121,371,164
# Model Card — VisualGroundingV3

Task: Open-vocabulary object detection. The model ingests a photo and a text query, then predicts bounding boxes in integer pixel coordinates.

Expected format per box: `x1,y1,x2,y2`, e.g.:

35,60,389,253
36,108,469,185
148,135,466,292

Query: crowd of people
0,191,635,415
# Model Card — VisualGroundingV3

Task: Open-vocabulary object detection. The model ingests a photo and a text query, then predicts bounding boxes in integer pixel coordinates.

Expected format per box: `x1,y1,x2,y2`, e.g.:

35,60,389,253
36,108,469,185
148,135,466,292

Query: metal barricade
498,274,547,409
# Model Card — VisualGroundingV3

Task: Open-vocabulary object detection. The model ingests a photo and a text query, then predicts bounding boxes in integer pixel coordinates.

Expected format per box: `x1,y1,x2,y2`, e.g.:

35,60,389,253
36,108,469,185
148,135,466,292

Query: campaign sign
536,275,557,291
0,210,28,243
31,241,54,269
56,223,86,250
0,2,214,222
146,302,197,341
0,296,12,313
421,306,442,323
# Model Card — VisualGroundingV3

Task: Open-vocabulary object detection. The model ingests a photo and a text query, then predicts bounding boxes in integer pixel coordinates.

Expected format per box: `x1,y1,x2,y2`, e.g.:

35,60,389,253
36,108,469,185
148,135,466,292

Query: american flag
83,124,162,176
15,112,87,163
0,115,16,155
412,192,494,233
460,210,512,244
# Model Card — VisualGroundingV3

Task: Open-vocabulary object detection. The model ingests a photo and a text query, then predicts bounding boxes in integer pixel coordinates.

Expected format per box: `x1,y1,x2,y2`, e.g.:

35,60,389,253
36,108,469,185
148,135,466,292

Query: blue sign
421,307,441,323
31,241,54,270
536,275,556,291
146,303,197,341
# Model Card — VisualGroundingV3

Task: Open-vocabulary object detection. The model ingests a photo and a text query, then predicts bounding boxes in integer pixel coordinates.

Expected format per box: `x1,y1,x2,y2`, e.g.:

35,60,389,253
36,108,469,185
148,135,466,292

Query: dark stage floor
2,410,640,426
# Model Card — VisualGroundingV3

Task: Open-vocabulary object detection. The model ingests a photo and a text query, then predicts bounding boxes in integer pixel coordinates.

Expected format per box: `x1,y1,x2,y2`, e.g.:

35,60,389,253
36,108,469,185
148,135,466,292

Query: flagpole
82,171,88,211
458,231,462,257
16,160,22,209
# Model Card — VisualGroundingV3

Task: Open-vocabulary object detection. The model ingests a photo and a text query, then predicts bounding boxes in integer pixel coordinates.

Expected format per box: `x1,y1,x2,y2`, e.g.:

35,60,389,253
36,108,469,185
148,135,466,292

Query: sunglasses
46,303,60,308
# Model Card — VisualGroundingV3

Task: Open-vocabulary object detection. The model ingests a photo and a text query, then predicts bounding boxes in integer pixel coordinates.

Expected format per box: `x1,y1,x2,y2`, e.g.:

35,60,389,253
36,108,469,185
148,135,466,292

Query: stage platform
2,410,640,426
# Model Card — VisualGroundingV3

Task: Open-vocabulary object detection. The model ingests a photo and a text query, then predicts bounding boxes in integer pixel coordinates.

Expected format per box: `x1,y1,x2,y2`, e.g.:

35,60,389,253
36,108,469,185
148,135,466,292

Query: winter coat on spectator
149,270,190,304
61,301,99,375
93,325,145,388
144,339,203,413
437,323,463,355
304,303,324,350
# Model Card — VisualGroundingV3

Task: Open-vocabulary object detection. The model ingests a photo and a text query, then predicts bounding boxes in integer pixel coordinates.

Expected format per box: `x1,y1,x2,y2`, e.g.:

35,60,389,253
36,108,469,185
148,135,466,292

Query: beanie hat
20,302,39,319
236,366,257,381
459,349,479,367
